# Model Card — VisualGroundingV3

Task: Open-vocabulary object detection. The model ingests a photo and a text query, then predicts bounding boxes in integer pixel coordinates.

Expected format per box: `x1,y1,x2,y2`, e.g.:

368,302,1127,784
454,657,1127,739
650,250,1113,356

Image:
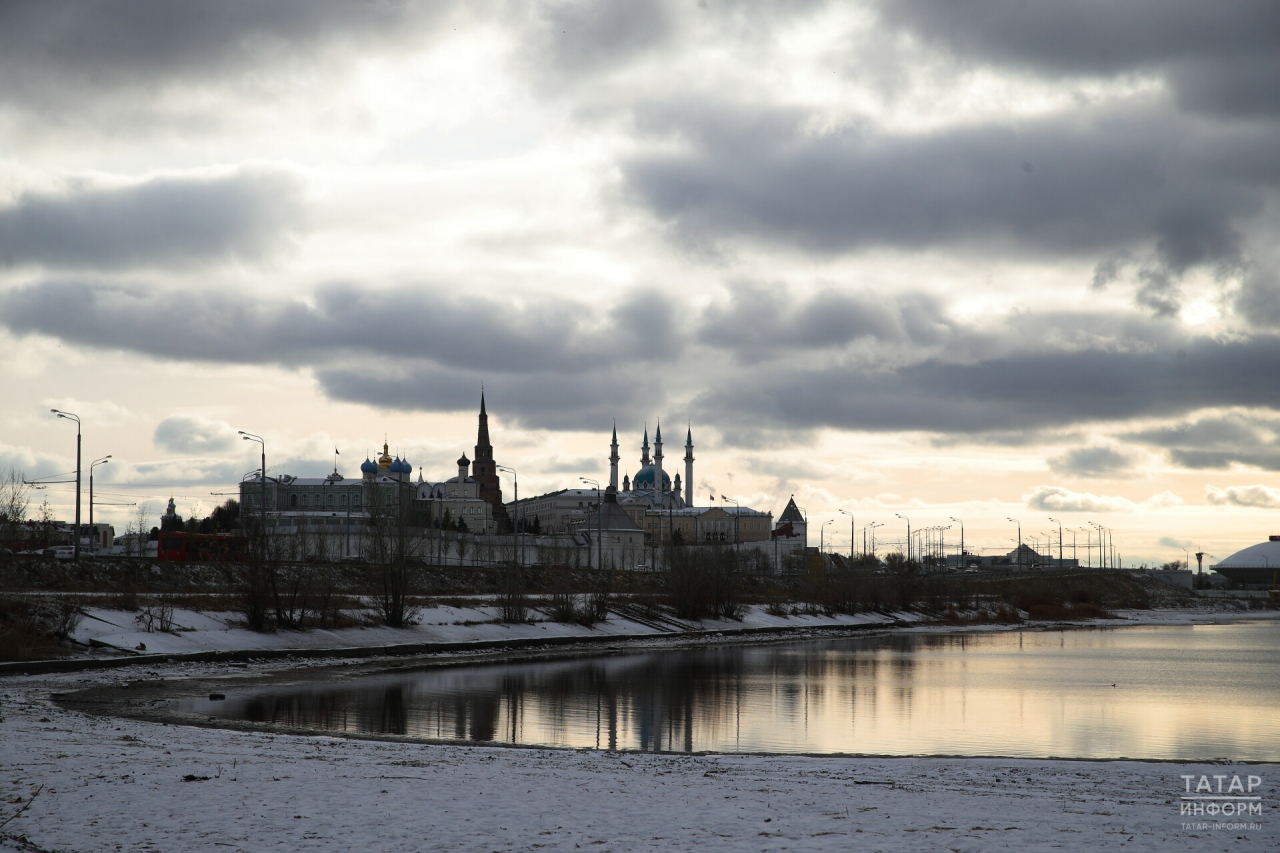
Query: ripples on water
183,620,1280,760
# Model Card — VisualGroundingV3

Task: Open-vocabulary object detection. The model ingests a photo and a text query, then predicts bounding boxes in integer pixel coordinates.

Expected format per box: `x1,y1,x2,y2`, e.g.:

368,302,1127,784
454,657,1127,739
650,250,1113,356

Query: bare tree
363,480,425,627
0,468,29,553
454,529,471,567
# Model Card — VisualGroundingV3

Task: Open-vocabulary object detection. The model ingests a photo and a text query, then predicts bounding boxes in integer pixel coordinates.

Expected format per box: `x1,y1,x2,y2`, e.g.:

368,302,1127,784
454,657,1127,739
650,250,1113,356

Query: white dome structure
1212,536,1280,586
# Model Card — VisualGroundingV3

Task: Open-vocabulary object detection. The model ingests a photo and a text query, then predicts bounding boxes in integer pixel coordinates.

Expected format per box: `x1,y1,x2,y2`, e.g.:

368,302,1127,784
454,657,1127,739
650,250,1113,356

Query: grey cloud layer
1048,446,1136,478
0,0,466,111
698,281,952,360
873,0,1280,118
694,334,1280,434
0,169,306,269
10,277,1280,446
153,415,238,456
623,104,1269,295
0,281,683,375
1126,413,1280,471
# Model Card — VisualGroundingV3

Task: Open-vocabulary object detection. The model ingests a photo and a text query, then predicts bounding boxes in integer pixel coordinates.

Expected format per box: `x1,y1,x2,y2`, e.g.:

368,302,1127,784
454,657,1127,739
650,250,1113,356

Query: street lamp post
821,519,833,557
949,517,964,569
839,509,854,561
50,409,82,559
1008,517,1022,571
580,478,601,570
238,431,267,539
867,522,883,557
721,495,740,550
895,513,911,562
89,456,111,553
1048,517,1063,569
498,465,520,567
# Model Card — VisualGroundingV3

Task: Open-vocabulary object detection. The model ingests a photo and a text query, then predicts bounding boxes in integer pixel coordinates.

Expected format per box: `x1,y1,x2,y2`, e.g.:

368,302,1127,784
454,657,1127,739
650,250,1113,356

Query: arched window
339,494,348,506
300,494,309,507
327,493,335,506
289,494,298,507
353,494,361,507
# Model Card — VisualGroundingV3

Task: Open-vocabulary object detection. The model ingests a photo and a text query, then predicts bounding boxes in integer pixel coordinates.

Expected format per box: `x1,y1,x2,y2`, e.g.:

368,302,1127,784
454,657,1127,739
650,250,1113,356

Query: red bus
156,532,248,562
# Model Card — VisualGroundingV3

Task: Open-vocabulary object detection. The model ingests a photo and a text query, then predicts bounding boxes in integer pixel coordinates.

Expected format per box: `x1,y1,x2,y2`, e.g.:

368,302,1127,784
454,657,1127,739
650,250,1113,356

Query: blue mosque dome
631,465,671,489
360,457,377,474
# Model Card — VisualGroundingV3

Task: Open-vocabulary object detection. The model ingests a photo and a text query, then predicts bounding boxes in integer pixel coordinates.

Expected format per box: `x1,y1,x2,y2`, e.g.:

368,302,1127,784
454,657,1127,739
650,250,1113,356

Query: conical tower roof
779,496,805,524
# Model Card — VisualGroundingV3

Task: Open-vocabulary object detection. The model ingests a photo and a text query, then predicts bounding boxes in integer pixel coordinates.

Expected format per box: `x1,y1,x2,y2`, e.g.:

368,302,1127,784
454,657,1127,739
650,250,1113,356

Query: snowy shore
3,611,1276,851
23,597,1275,671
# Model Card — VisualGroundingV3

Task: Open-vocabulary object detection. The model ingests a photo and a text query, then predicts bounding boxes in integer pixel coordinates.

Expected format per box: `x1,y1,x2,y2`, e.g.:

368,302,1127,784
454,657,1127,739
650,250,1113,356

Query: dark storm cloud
0,279,682,375
1047,446,1136,478
694,334,1280,434
0,0,465,111
698,280,952,360
1125,413,1280,471
872,0,1280,118
0,169,306,270
623,103,1264,287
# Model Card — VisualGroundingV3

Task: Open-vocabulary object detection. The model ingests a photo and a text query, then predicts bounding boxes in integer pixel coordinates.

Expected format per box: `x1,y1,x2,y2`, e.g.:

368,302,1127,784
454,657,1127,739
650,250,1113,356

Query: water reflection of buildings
208,625,1280,760
230,640,930,753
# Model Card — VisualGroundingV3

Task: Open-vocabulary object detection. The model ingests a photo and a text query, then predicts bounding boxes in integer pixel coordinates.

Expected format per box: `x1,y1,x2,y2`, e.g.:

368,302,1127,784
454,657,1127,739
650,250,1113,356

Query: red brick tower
471,391,510,529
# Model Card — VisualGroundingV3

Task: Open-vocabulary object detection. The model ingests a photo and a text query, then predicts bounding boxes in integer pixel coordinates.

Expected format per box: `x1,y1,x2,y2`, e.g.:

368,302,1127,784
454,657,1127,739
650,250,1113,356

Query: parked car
51,546,76,560
339,555,367,565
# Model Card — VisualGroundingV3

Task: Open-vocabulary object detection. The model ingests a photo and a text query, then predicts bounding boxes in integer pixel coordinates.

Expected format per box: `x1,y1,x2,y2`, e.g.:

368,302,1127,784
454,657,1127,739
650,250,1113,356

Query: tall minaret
653,420,664,503
640,424,651,467
608,421,619,492
684,425,695,507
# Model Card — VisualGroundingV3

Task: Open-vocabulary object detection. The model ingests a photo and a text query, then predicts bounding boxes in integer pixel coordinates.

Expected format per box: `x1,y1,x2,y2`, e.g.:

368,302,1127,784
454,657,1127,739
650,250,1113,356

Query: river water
184,620,1280,760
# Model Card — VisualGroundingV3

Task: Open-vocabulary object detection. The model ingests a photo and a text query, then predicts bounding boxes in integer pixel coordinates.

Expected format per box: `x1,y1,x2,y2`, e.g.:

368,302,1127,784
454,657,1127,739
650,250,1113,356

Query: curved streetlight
498,464,520,566
949,517,964,569
1048,517,1064,569
720,495,740,549
1008,517,1022,571
51,409,82,559
580,477,601,571
839,509,855,560
89,455,111,553
867,522,884,558
1088,521,1104,569
239,431,267,538
895,513,911,561
820,519,833,556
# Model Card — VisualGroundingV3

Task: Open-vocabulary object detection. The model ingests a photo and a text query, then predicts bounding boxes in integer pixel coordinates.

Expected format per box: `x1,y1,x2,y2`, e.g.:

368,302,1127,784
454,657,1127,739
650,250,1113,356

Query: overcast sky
3,0,1279,565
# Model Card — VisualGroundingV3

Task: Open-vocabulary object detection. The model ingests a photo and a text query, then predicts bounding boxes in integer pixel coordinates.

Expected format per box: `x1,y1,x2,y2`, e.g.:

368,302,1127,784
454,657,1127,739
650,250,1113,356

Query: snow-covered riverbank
4,612,1277,851
41,598,1277,666
2,655,1274,852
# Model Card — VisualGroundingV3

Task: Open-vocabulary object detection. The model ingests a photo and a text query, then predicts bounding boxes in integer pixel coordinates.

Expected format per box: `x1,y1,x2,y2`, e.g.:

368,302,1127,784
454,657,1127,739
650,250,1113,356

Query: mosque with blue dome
615,421,693,510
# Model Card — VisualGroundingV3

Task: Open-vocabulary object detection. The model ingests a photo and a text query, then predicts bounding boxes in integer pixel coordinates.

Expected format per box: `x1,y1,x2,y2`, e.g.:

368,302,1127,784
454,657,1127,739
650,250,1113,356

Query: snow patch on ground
67,605,913,657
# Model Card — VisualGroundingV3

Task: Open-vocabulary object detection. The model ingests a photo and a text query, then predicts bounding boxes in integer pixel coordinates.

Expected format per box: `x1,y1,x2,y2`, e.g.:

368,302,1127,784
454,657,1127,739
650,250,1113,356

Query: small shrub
135,599,176,633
